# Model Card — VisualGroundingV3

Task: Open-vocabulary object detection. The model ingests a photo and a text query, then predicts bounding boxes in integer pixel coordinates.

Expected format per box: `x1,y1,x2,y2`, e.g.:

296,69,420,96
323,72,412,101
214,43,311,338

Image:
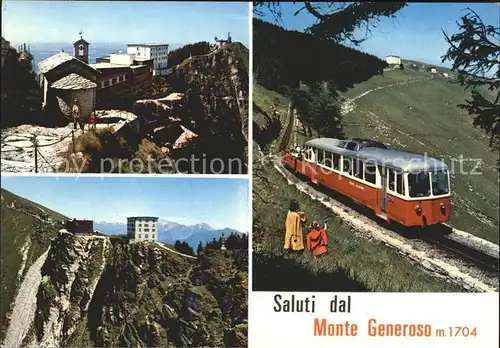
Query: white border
247,2,254,347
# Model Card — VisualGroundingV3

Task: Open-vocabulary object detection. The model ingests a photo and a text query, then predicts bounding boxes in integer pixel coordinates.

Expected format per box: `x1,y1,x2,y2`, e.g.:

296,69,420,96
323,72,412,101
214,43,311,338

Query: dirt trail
272,157,498,292
3,247,51,348
341,77,432,115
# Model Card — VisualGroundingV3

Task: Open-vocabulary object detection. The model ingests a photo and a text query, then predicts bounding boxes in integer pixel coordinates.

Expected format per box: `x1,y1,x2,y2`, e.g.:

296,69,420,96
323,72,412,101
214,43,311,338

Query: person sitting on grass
306,220,328,257
284,199,306,253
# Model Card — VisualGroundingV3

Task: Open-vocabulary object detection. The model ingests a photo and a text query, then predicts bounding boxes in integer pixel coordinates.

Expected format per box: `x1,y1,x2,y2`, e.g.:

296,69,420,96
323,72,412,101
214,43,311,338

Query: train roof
304,138,448,172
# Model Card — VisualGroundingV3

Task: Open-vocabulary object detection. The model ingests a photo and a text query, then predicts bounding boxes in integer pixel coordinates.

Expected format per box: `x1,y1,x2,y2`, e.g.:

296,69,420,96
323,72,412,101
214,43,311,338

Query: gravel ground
1,124,78,173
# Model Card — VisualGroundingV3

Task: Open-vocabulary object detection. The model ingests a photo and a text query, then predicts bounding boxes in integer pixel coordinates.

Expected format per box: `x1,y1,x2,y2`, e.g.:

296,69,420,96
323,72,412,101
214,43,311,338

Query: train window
333,153,341,170
365,163,376,184
354,159,364,179
408,172,431,197
324,151,333,168
345,142,358,151
396,172,405,195
431,171,449,195
314,148,319,162
318,150,325,165
387,168,396,191
343,156,352,175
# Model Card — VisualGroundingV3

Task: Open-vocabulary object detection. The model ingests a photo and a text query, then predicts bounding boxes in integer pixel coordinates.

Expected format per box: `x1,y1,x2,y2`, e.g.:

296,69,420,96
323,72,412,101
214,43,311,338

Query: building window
145,234,149,239
138,234,141,239
79,45,84,56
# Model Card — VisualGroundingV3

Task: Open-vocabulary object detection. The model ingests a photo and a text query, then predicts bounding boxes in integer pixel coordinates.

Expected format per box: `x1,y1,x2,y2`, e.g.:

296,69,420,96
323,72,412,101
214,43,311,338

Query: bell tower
73,30,89,64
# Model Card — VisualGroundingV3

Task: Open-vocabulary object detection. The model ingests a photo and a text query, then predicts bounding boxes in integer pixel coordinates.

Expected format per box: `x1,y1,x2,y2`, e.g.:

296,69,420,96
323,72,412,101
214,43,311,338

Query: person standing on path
72,99,80,130
284,199,306,252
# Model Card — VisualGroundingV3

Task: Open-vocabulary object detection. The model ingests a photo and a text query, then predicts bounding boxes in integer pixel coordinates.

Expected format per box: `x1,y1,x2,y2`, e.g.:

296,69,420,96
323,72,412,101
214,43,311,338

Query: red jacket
306,229,328,256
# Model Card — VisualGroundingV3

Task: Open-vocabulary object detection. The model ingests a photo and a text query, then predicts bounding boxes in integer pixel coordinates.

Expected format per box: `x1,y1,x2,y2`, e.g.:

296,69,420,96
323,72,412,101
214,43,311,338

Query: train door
311,148,319,184
379,165,387,212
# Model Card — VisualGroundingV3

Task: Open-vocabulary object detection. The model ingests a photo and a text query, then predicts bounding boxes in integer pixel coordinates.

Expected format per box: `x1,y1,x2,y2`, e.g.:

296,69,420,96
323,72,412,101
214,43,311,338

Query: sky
1,176,249,232
2,1,249,47
256,2,499,68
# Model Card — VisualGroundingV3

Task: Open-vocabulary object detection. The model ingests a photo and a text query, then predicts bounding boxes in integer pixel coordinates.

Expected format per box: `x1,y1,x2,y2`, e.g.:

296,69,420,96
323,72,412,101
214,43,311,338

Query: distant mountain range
93,219,243,249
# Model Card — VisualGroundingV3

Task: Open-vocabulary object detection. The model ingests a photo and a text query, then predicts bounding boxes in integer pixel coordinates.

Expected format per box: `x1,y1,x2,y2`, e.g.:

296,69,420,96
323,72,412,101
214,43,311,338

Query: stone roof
51,73,97,90
38,52,75,74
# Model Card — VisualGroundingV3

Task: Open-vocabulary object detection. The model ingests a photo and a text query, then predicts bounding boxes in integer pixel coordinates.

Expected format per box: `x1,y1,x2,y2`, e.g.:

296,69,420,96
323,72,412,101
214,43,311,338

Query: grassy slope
340,68,499,243
0,188,67,340
253,84,460,292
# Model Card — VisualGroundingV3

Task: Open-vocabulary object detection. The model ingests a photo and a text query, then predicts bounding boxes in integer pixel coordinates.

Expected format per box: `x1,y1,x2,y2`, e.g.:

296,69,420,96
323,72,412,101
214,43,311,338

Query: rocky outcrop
3,230,248,347
33,233,111,347
160,42,249,173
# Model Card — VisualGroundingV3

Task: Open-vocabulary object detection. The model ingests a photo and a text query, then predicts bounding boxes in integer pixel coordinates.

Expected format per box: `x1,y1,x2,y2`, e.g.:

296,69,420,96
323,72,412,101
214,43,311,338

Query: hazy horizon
1,177,249,233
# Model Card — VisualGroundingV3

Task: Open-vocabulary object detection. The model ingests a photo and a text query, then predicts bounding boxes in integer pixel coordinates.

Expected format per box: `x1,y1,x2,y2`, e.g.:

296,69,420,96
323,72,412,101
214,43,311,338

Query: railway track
272,155,499,292
424,236,498,276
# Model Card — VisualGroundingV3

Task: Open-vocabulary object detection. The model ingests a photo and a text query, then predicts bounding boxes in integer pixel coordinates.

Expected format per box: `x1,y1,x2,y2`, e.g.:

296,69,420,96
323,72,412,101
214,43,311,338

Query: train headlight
440,203,446,214
415,205,422,215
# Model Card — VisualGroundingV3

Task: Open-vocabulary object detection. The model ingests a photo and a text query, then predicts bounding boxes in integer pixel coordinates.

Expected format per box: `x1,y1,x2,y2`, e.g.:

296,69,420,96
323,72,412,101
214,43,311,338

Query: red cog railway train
281,138,451,227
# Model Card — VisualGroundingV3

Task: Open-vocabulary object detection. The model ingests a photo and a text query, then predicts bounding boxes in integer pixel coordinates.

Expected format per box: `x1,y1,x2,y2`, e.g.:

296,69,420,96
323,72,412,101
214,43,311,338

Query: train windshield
431,170,449,196
408,172,431,197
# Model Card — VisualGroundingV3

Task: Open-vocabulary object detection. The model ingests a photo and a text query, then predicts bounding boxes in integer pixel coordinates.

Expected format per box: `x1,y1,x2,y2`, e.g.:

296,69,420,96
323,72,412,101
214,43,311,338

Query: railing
3,130,76,173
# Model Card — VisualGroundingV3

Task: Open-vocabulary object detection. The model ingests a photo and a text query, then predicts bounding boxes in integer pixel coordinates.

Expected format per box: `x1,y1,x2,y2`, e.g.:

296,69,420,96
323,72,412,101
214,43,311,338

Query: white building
127,43,169,76
385,55,401,65
109,52,135,66
127,216,159,243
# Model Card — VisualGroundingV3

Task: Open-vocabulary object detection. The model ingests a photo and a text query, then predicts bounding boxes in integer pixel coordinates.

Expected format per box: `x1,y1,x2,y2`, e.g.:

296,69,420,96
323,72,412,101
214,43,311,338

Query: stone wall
55,88,96,120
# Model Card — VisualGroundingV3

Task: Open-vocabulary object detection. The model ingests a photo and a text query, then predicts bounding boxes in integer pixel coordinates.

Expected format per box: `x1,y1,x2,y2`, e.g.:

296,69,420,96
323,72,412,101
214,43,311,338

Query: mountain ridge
94,220,243,249
1,187,248,347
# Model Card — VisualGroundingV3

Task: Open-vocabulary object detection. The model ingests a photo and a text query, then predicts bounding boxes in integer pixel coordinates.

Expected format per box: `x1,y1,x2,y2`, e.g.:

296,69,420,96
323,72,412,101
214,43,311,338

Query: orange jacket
306,229,328,256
